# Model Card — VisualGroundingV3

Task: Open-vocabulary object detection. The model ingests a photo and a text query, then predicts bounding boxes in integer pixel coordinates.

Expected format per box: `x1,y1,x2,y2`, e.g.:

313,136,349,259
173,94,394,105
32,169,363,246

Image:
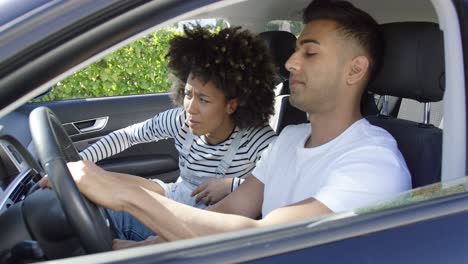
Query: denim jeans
107,209,155,241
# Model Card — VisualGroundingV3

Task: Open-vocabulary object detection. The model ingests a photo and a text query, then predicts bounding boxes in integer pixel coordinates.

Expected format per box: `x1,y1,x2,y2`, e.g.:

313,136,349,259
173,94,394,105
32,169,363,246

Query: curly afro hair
167,25,277,129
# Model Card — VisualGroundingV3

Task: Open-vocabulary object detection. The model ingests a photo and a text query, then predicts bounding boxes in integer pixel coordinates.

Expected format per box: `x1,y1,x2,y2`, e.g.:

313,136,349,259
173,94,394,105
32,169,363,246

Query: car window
265,20,304,37
33,18,229,102
355,177,468,215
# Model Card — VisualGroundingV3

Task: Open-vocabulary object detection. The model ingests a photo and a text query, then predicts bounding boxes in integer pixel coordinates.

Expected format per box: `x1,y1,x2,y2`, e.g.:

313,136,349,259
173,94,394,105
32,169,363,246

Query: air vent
0,145,19,177
9,169,41,203
7,145,23,164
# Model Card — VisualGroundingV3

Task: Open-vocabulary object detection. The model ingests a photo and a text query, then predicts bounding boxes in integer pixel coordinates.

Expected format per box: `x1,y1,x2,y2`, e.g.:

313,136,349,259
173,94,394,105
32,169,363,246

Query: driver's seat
367,22,444,188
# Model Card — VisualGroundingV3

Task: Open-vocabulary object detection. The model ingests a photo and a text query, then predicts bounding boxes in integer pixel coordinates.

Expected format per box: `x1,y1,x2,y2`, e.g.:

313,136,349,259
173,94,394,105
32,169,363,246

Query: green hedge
34,23,294,102
36,28,180,102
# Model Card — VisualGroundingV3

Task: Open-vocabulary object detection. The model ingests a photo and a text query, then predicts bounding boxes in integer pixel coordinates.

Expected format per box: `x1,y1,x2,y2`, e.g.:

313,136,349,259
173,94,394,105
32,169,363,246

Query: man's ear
225,98,239,114
347,56,369,86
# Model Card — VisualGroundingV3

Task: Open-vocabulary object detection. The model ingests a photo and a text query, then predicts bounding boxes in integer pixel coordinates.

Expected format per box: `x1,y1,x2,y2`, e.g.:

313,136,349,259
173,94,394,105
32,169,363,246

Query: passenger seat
260,31,308,134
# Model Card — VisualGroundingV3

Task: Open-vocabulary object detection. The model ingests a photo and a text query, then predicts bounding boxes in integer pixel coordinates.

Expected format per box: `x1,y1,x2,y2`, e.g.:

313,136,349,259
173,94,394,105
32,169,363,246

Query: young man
65,0,411,248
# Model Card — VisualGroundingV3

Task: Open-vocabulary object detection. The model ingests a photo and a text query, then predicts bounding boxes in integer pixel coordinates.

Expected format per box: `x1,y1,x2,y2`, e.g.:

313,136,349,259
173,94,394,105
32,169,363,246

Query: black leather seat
259,31,309,133
259,31,296,93
367,22,444,188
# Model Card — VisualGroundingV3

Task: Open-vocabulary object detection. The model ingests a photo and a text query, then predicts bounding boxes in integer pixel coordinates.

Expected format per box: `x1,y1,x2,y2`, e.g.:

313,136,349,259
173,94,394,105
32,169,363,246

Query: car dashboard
0,110,43,215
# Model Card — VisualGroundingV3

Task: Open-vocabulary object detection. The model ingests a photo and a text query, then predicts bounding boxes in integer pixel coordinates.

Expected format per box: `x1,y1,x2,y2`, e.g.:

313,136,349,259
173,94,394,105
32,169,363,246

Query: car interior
0,0,465,262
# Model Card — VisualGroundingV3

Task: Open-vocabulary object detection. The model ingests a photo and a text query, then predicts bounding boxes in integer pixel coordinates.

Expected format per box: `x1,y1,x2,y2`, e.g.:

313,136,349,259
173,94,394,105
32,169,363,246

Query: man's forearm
69,161,262,242
120,184,260,241
108,171,163,195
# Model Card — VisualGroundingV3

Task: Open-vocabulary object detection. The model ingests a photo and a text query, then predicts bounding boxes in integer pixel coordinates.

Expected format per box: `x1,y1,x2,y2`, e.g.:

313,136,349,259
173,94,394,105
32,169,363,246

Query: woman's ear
225,98,239,114
347,56,369,86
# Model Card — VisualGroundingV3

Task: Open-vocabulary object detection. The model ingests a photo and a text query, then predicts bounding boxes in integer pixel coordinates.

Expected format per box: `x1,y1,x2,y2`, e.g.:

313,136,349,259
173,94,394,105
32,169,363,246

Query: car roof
0,0,52,26
189,0,437,31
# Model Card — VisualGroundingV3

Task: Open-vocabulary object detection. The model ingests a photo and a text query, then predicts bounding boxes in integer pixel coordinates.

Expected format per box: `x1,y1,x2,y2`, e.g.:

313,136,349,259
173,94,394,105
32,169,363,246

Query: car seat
367,22,444,188
259,31,309,134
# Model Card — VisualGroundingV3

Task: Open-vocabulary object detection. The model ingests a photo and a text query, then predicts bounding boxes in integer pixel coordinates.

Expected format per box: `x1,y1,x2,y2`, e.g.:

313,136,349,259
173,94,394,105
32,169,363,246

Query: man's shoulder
337,119,407,168
351,119,397,147
256,123,309,157
330,119,404,163
278,123,310,138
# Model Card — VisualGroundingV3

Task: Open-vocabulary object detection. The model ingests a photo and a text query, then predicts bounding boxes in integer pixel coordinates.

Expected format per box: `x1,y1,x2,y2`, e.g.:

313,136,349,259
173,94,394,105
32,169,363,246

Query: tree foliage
36,28,180,102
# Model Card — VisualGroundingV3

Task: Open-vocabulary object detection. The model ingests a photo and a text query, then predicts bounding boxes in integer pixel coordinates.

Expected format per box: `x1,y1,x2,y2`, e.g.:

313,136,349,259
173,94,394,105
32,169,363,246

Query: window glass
356,177,468,215
33,18,229,102
265,20,304,37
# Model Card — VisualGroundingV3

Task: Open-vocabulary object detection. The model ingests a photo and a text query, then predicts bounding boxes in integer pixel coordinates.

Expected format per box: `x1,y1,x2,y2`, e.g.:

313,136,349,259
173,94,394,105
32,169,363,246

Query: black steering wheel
29,106,113,253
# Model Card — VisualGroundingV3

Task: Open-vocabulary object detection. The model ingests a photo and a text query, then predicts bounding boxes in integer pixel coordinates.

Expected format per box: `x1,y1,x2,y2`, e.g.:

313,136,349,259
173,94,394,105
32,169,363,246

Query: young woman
80,25,277,214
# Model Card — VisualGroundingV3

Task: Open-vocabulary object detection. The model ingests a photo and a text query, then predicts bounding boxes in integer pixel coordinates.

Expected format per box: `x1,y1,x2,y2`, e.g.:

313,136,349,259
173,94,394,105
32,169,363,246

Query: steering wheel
29,106,113,253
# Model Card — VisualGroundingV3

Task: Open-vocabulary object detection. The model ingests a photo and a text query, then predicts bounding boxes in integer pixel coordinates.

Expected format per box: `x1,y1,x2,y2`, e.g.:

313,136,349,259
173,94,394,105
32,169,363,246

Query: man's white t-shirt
253,119,411,216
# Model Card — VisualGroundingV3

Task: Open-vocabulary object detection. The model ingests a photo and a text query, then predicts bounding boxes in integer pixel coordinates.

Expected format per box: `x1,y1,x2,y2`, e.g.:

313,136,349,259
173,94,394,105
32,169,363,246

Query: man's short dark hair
303,0,384,84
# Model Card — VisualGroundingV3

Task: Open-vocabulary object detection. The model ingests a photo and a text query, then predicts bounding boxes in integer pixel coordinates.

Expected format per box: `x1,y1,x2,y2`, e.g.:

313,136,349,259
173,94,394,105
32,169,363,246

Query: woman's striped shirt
80,107,276,190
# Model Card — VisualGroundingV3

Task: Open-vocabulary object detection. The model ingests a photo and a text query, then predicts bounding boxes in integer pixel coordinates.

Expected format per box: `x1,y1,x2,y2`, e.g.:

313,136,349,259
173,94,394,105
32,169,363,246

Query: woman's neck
204,119,236,145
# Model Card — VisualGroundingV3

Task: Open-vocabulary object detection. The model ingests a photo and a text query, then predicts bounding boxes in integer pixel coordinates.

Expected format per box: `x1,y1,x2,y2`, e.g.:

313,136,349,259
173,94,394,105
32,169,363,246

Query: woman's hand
191,178,232,206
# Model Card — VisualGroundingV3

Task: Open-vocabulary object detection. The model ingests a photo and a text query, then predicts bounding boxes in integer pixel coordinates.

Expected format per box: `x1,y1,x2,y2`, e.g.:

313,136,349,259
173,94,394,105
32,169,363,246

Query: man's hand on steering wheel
30,107,114,253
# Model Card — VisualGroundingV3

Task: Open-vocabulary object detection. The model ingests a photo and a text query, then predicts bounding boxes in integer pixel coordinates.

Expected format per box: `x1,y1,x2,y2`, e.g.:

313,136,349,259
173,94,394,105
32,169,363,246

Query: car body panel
23,93,180,181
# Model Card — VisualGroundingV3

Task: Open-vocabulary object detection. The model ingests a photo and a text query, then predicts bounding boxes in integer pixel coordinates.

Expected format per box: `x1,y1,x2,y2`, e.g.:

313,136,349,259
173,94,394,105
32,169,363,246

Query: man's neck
305,107,362,148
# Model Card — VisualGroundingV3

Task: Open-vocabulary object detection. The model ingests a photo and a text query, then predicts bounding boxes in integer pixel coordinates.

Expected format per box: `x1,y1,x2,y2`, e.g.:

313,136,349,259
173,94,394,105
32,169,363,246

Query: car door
22,93,180,183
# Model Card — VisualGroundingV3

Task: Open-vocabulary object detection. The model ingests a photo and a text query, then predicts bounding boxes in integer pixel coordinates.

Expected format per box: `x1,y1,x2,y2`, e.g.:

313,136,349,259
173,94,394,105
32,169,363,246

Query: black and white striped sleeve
248,125,277,163
80,107,183,162
230,125,276,192
231,177,245,192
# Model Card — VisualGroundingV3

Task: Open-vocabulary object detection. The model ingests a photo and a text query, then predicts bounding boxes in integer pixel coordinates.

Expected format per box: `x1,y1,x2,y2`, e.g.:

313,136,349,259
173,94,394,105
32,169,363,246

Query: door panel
24,93,180,182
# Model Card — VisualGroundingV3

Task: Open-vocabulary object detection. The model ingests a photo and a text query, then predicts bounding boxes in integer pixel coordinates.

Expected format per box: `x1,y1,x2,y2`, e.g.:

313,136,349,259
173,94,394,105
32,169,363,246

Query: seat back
258,31,296,95
259,31,308,133
367,22,445,188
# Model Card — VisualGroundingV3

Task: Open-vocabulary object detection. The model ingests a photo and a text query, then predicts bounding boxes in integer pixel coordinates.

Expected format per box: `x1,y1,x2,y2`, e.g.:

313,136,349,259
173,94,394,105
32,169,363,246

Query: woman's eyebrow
187,88,210,99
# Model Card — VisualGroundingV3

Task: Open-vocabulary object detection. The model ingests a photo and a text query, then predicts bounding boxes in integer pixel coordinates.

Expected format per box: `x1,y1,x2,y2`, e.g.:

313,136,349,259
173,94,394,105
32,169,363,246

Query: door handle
72,117,109,133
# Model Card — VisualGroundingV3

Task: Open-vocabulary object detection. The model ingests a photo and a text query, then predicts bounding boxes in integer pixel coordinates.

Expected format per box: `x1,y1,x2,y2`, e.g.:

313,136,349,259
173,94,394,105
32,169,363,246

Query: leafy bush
36,28,180,102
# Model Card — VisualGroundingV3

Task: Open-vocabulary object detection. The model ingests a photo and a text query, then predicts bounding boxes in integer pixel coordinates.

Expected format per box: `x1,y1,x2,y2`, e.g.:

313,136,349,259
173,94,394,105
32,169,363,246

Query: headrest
259,31,297,82
368,22,445,102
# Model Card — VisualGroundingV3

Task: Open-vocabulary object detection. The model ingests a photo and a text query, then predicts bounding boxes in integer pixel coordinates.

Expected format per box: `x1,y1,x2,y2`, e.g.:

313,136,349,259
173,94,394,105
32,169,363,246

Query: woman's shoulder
244,124,276,138
163,107,184,117
241,125,276,147
148,107,188,137
155,107,186,123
